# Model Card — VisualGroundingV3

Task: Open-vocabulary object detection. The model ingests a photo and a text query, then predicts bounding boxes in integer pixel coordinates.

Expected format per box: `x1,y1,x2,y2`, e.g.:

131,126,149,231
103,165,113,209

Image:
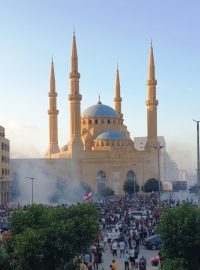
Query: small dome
96,130,125,140
82,103,118,117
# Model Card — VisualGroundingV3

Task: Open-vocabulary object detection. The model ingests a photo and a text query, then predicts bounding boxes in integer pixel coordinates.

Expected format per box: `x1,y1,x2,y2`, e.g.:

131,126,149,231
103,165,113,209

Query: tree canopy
123,179,139,195
0,204,99,270
158,203,200,270
142,178,162,193
100,187,114,197
160,258,188,270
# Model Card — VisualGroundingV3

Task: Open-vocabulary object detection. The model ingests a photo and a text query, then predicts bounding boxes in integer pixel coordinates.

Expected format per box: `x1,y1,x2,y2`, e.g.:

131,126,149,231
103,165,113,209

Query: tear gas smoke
10,159,87,206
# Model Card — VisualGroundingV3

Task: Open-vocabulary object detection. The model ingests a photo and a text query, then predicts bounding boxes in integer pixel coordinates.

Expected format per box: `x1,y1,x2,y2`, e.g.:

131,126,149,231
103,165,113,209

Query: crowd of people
0,196,194,269
79,196,184,270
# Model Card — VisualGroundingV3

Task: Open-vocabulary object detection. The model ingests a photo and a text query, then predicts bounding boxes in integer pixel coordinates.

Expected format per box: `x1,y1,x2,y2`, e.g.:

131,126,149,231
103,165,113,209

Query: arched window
97,170,106,193
108,119,110,124
95,119,98,124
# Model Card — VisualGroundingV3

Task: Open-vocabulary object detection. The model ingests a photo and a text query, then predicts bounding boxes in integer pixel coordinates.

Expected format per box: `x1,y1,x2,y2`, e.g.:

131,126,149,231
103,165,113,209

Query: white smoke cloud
10,159,85,206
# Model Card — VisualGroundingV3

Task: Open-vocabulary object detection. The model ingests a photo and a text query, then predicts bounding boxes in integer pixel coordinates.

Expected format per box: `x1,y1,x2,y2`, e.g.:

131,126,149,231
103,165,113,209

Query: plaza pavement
101,245,159,270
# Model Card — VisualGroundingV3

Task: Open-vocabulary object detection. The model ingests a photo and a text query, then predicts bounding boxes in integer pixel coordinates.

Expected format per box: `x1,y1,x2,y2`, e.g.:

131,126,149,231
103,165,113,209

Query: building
0,126,10,205
42,33,172,195
172,181,187,192
178,170,188,181
165,152,179,182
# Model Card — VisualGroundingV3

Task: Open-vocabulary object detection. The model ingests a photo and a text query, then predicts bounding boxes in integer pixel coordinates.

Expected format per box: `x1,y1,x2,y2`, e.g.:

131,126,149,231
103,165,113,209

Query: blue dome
82,104,118,117
96,131,125,140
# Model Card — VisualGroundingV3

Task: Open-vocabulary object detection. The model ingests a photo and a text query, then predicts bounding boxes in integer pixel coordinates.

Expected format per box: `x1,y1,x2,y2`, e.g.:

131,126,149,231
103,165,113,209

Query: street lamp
151,145,163,206
25,177,35,204
131,163,137,198
193,119,200,208
142,158,150,209
142,159,146,208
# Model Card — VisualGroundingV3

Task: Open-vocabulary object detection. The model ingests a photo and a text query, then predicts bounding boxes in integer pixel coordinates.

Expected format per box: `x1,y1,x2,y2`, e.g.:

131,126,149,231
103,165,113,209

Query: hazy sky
0,0,200,172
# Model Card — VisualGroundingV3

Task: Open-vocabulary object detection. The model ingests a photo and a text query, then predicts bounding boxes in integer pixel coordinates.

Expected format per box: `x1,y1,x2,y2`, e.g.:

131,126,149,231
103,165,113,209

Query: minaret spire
148,40,156,81
71,32,78,74
114,65,122,114
45,59,60,157
145,43,159,149
50,57,55,92
68,33,83,156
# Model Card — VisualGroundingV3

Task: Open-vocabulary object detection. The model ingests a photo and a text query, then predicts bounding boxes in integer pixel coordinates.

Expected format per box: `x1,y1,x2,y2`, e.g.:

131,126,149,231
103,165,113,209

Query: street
101,245,159,270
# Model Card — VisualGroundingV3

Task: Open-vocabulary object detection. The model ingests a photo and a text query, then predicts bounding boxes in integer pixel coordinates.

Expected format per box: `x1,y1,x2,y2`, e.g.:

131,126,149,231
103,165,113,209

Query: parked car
128,211,148,219
143,235,161,250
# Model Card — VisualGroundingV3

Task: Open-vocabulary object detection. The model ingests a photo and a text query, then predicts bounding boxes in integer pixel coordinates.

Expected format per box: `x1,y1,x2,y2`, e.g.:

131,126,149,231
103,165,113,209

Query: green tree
161,258,187,270
123,179,139,195
158,203,200,270
142,178,162,193
100,187,114,197
1,204,99,270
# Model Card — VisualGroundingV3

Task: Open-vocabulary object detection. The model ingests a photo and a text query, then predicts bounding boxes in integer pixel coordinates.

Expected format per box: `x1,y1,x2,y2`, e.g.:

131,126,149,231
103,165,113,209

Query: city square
0,1,200,269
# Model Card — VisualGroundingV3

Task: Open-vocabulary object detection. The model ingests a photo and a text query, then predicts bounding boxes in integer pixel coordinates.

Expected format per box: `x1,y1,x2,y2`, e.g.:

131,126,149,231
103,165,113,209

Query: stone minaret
145,43,159,149
114,65,122,114
68,33,83,155
46,58,60,157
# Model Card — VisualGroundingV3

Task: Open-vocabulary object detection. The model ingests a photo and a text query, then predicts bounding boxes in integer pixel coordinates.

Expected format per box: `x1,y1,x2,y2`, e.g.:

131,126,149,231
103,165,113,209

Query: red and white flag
83,191,92,202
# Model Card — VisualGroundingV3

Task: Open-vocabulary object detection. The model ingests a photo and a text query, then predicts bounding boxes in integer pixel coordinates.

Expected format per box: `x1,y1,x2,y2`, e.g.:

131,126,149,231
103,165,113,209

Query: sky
0,0,200,173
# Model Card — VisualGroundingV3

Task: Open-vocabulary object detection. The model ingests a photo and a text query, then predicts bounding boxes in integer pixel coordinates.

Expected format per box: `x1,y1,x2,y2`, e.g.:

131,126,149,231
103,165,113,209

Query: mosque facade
44,34,169,195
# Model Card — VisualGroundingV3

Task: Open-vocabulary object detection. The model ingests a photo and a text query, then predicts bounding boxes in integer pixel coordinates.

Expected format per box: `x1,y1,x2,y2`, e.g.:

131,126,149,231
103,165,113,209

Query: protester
112,240,118,258
139,256,146,270
129,247,135,270
119,239,125,257
124,250,130,270
110,259,118,270
84,253,91,265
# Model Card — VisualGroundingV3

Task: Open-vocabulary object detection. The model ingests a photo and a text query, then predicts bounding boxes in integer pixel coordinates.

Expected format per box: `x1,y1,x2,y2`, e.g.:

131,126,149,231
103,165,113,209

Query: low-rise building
0,126,10,206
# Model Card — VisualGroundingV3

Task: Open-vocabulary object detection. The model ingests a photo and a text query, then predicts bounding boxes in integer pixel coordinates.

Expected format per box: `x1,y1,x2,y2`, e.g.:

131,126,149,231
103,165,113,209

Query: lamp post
153,145,163,207
193,119,200,208
25,177,35,204
131,164,137,198
142,158,149,208
142,159,146,208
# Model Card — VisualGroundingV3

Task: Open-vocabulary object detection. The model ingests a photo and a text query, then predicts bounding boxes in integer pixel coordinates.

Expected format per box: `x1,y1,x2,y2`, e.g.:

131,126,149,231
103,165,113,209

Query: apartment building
0,126,10,206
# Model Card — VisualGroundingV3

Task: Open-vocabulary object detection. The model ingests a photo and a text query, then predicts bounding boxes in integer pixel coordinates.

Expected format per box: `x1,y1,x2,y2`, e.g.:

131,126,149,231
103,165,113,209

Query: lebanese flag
83,191,92,202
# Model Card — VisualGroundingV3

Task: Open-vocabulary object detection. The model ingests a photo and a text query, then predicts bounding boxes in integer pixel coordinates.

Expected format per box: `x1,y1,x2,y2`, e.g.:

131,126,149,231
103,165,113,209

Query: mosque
43,33,172,195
